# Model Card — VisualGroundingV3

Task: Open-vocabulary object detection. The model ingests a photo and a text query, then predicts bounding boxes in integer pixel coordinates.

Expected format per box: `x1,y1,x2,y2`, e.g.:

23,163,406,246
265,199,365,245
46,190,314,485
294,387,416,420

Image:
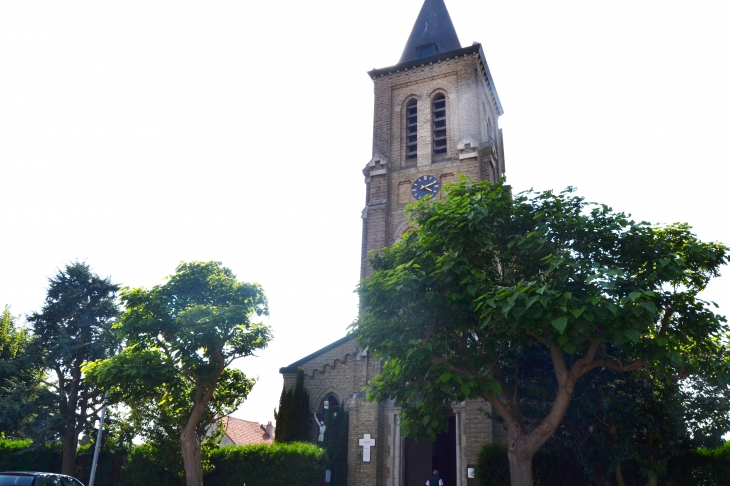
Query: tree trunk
61,369,81,476
647,473,658,486
614,462,626,486
507,448,533,486
61,424,78,476
181,423,204,486
180,355,225,486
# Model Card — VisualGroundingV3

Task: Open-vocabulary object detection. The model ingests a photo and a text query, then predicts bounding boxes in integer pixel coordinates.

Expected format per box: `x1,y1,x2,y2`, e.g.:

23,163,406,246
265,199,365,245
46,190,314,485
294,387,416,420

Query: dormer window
432,93,447,155
416,43,437,59
406,99,418,161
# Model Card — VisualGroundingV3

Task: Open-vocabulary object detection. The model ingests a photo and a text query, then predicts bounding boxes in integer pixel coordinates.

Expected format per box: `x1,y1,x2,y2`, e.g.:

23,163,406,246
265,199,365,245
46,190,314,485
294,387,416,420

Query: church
280,1,505,485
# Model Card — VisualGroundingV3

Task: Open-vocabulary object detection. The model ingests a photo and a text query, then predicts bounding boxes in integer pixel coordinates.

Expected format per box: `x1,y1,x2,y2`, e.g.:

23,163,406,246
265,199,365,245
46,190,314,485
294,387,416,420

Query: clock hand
421,181,437,188
421,186,434,192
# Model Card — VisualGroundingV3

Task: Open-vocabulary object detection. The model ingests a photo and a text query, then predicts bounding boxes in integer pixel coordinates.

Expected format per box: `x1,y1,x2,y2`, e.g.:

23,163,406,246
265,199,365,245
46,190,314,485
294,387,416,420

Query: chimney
265,421,275,439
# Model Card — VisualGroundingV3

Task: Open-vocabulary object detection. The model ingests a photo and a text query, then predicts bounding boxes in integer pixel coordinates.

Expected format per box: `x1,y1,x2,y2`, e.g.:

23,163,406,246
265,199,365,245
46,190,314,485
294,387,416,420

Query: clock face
411,175,440,200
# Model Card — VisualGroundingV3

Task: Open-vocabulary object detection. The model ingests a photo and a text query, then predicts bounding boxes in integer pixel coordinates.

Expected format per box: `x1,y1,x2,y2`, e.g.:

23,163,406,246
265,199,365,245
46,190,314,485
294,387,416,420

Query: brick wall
463,399,493,465
363,51,505,260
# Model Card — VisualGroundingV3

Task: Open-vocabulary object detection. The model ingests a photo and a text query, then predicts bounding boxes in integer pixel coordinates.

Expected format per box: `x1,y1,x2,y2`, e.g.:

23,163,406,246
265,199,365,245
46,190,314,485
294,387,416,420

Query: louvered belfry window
432,93,447,154
406,99,418,160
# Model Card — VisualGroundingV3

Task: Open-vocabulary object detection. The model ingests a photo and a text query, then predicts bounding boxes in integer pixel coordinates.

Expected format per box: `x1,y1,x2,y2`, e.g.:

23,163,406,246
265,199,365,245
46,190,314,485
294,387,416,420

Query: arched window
432,94,447,154
406,99,418,161
321,394,341,415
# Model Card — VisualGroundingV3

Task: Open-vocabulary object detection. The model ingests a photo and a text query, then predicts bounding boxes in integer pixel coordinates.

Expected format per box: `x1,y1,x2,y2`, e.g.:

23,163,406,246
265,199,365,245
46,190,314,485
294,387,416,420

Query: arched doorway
314,394,342,444
404,416,456,486
318,394,347,486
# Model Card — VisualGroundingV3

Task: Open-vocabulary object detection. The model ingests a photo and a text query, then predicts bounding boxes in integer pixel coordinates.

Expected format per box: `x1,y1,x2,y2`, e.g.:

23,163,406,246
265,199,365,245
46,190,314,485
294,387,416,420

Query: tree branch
40,379,61,391
583,357,645,374
570,340,600,379
549,343,569,387
658,306,676,338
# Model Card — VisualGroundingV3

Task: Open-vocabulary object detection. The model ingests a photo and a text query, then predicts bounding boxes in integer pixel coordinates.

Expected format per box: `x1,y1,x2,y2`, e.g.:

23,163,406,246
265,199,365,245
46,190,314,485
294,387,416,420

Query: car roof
1,472,79,478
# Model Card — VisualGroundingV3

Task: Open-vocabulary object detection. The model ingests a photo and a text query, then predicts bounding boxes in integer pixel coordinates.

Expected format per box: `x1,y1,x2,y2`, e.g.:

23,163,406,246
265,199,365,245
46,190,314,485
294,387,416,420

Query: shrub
667,442,730,486
477,441,730,486
476,443,509,486
532,449,589,486
0,438,61,473
476,442,588,486
120,444,182,486
0,439,127,486
205,442,325,486
76,445,128,486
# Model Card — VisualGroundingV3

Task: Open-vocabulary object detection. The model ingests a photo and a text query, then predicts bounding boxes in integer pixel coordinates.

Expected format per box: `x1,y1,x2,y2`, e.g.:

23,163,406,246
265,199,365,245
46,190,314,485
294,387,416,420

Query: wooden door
404,437,433,486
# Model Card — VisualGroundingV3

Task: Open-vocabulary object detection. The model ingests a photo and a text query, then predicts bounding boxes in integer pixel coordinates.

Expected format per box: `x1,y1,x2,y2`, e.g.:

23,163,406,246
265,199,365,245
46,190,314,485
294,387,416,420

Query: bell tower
361,0,505,278
280,4,505,486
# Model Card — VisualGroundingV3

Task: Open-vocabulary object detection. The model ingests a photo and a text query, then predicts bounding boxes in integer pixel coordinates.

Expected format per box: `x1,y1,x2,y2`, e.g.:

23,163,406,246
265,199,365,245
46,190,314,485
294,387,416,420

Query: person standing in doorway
426,469,444,486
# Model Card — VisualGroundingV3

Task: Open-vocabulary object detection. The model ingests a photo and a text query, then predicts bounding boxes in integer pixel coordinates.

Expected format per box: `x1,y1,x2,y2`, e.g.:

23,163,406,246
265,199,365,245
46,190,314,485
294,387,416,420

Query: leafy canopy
354,178,729,442
0,306,50,438
84,261,272,486
84,261,271,419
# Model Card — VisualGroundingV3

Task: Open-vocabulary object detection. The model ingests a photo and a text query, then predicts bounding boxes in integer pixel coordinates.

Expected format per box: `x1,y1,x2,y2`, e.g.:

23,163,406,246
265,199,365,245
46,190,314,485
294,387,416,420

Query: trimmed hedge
0,439,126,486
120,444,181,486
1,439,326,486
0,438,62,473
205,442,326,486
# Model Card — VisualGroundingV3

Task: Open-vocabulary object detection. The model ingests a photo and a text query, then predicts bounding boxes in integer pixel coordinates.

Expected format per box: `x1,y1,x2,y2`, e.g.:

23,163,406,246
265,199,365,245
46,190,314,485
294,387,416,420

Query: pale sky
1,0,729,425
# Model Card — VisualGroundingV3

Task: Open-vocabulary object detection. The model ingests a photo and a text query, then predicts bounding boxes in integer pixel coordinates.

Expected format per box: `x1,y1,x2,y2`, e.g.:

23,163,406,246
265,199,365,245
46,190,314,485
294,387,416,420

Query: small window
406,99,418,161
321,394,341,414
432,93,447,155
417,43,436,58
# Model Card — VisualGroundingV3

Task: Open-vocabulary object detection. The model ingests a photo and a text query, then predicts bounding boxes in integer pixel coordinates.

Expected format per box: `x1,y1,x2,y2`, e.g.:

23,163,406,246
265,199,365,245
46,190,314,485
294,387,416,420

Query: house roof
221,416,273,446
399,0,461,64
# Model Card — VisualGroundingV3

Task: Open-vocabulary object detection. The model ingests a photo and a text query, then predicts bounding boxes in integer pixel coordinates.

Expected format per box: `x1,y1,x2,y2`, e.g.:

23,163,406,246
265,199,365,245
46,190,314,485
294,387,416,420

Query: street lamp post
88,392,109,486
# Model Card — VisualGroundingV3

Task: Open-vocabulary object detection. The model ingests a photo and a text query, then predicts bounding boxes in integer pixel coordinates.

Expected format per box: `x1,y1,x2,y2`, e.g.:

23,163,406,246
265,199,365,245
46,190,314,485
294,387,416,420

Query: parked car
0,473,84,486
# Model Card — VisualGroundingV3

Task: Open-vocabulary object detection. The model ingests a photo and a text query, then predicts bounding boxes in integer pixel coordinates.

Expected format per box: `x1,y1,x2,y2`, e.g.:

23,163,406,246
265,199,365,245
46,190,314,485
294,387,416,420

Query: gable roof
221,416,273,446
399,0,461,63
279,334,354,374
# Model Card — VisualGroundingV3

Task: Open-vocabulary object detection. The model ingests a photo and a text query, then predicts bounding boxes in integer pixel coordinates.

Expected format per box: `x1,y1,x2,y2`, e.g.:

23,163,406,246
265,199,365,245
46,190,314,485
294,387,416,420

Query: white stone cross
359,434,376,463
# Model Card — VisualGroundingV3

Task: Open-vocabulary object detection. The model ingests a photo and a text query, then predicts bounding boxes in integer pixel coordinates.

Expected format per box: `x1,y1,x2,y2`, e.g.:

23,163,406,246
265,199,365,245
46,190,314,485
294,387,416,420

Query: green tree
26,263,120,475
83,261,272,486
547,365,730,485
354,178,730,486
0,306,27,372
0,306,49,438
274,369,311,443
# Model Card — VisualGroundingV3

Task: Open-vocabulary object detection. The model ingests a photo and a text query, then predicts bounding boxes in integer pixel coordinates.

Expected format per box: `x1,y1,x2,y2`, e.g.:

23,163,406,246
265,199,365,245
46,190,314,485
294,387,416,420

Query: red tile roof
221,416,274,446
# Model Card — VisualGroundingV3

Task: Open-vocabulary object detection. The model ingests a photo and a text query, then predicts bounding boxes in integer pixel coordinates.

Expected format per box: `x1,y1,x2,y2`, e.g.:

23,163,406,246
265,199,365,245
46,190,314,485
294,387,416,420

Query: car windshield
0,475,35,486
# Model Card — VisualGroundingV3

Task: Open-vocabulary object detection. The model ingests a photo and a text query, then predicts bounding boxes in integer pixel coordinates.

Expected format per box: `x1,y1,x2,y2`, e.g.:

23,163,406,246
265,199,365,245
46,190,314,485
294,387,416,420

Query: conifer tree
28,263,120,476
274,369,311,443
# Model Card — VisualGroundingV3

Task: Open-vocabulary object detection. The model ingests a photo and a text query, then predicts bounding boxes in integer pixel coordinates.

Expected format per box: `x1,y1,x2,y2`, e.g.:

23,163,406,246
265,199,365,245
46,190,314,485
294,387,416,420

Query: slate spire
398,0,462,64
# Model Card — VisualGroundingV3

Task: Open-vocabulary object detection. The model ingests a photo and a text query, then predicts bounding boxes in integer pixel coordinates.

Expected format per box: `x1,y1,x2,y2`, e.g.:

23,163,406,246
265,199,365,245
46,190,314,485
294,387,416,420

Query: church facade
280,1,505,485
